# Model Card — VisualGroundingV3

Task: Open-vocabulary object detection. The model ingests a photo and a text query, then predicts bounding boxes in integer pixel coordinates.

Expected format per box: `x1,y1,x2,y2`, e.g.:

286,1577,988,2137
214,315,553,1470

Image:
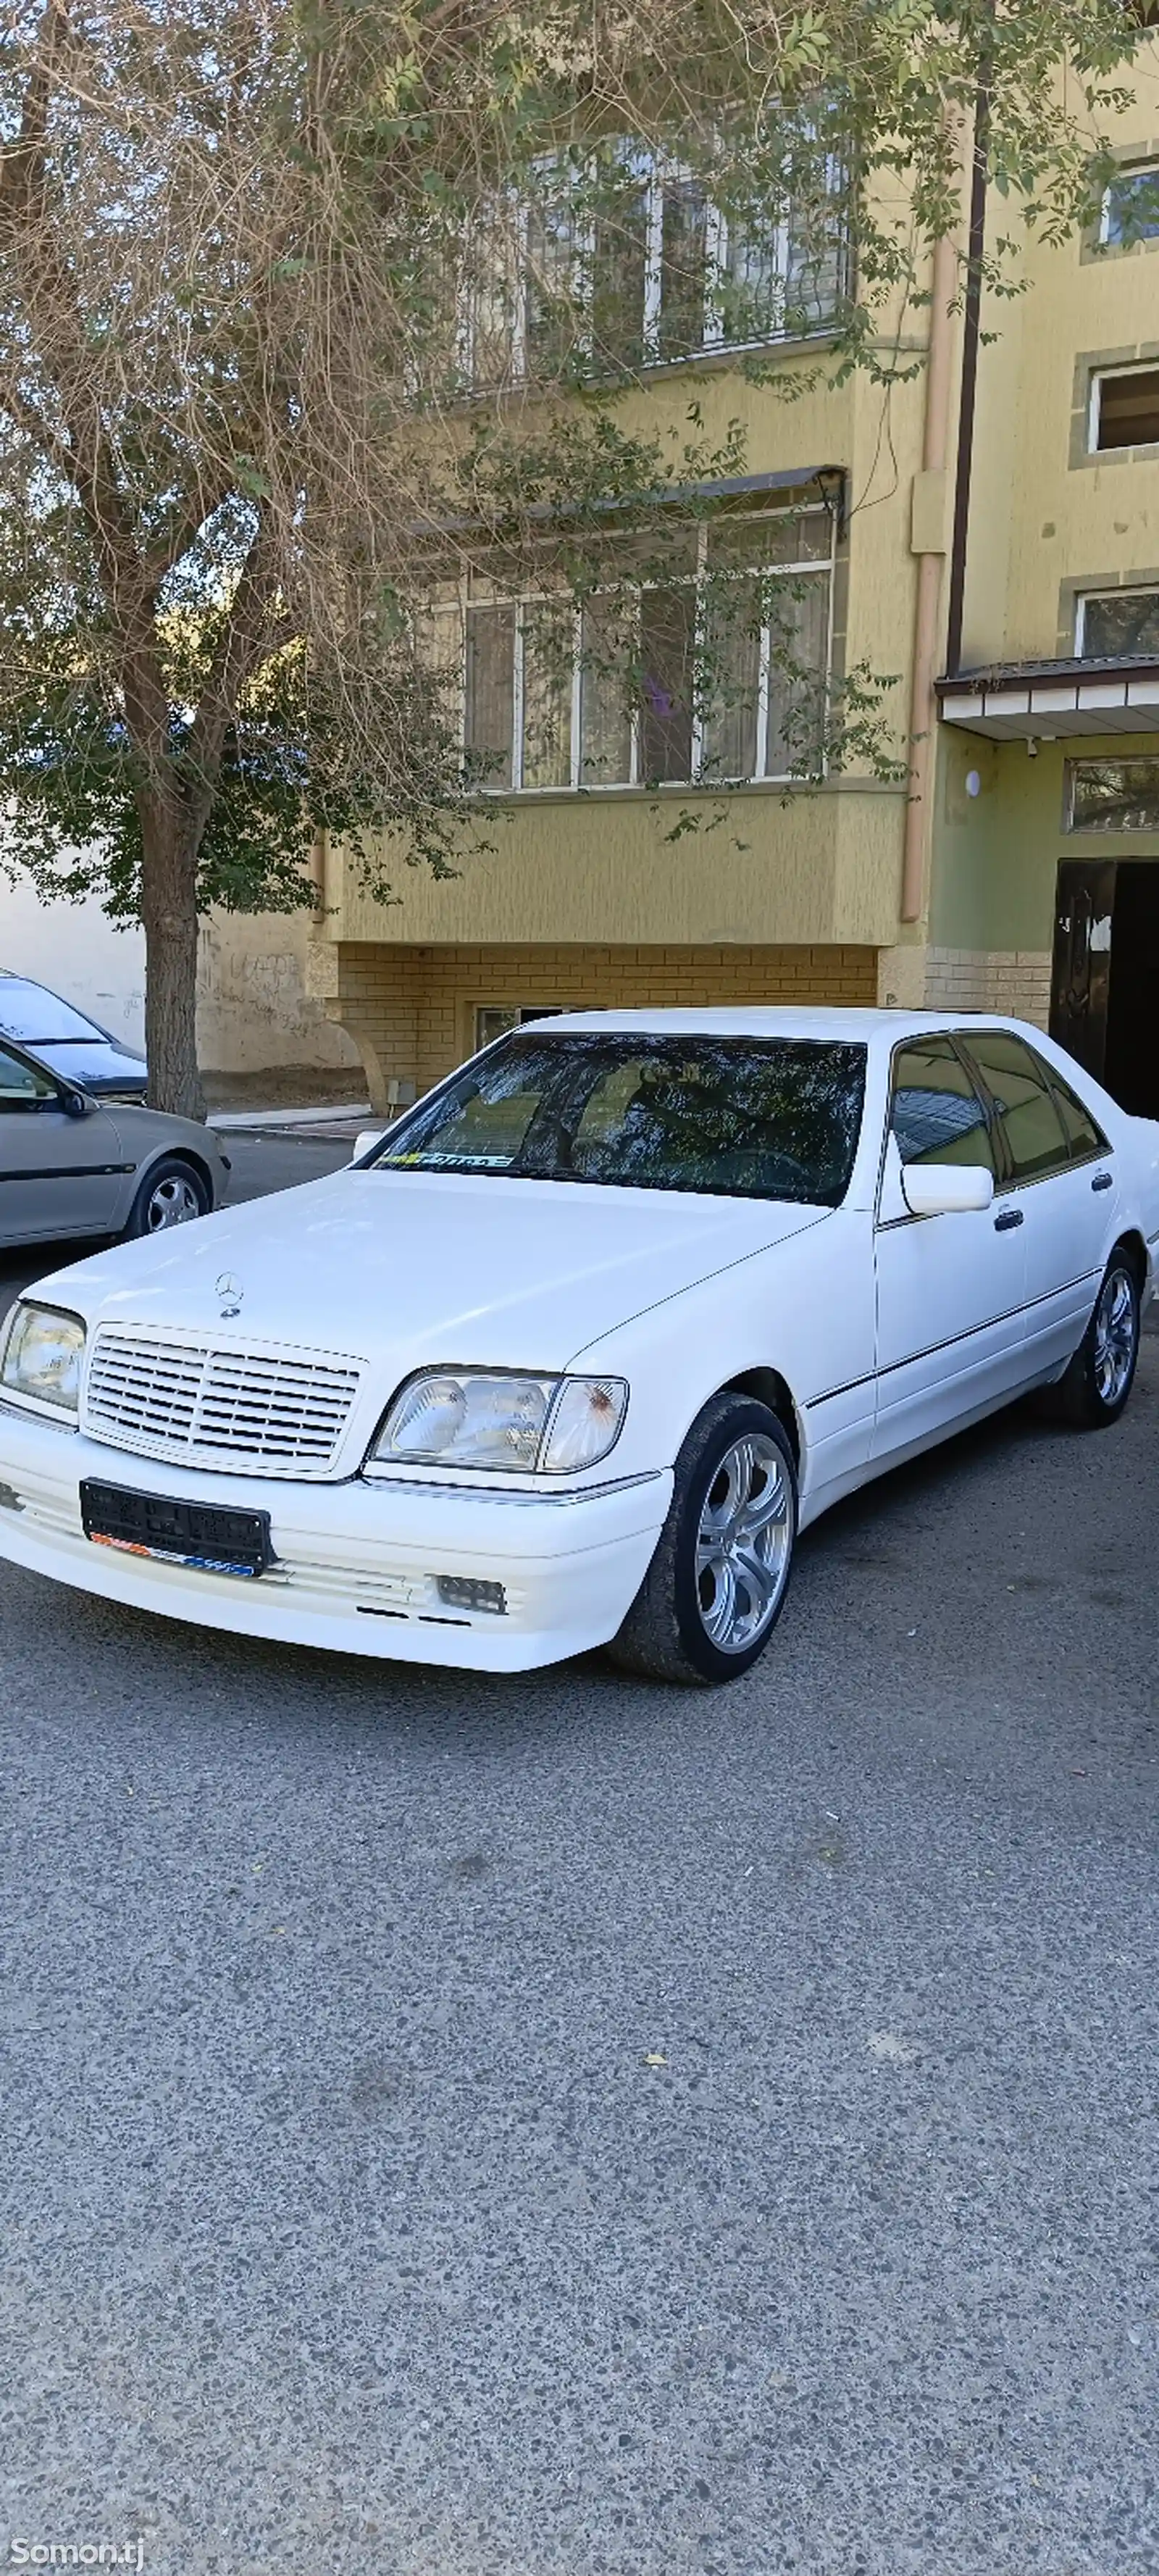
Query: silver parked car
0,1034,230,1247
0,972,148,1099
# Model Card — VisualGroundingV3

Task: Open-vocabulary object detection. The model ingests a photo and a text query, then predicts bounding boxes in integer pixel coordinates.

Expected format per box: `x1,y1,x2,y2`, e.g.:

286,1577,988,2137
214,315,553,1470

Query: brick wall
327,941,879,1109
924,948,1052,1029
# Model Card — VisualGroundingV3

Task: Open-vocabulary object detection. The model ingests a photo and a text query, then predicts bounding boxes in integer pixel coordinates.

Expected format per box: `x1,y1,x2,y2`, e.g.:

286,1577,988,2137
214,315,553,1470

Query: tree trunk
139,802,206,1121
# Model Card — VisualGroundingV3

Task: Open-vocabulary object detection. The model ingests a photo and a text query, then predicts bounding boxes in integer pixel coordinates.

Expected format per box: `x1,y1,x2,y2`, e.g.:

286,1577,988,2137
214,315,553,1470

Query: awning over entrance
937,655,1159,740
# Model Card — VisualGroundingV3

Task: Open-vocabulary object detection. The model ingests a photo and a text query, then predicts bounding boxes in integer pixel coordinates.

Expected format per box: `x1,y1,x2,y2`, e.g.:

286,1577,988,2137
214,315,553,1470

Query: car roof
516,1006,1037,1044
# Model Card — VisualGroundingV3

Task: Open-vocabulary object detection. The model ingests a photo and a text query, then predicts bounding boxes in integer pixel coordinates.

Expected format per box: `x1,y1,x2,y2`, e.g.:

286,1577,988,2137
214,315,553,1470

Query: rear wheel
1036,1252,1141,1428
608,1393,797,1685
122,1155,211,1239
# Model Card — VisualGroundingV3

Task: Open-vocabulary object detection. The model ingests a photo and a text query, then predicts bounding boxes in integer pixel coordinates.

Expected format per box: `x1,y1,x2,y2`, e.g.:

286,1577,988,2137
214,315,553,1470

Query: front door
1050,860,1116,1085
0,1045,127,1244
873,1033,1029,1461
1051,858,1159,1119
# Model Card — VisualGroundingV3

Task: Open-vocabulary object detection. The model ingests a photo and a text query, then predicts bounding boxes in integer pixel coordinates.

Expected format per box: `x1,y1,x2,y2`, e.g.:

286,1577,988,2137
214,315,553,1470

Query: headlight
1,1303,86,1413
371,1369,628,1474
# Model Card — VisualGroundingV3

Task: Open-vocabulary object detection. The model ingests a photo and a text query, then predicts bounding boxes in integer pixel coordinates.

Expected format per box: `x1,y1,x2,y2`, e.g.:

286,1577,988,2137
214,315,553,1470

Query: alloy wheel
1092,1265,1137,1406
693,1431,792,1655
145,1173,202,1230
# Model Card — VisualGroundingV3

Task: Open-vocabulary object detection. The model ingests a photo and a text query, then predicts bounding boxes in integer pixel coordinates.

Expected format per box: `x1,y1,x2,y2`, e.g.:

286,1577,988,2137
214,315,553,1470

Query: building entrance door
1050,859,1159,1120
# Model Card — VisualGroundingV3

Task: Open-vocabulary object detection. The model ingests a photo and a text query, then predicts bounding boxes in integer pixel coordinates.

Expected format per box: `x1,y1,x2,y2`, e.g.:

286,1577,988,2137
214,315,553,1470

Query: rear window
368,1033,868,1206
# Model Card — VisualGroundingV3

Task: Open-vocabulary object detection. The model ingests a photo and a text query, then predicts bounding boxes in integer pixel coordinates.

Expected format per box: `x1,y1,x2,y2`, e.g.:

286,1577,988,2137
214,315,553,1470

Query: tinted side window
1049,1068,1108,1162
963,1033,1069,1183
0,1044,57,1109
890,1037,996,1172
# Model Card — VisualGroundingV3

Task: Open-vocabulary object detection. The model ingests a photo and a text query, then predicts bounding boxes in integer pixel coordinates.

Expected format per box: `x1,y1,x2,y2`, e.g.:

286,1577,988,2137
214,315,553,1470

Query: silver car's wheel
123,1156,211,1241
1092,1267,1136,1407
145,1172,202,1230
608,1393,798,1685
694,1432,792,1655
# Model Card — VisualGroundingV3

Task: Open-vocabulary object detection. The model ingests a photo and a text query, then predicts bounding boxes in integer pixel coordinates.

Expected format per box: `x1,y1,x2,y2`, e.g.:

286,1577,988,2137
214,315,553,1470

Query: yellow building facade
309,38,1159,1117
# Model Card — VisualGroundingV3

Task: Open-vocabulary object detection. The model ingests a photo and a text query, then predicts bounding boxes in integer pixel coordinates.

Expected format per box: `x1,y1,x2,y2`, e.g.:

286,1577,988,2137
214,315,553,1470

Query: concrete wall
932,726,1159,956
1,873,146,1048
1,875,360,1078
327,780,908,955
195,911,361,1077
928,37,1159,993
957,44,1159,669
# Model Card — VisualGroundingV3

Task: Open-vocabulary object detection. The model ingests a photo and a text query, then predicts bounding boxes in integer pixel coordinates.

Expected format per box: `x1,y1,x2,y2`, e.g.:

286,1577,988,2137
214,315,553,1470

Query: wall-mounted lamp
965,768,982,799
813,467,846,540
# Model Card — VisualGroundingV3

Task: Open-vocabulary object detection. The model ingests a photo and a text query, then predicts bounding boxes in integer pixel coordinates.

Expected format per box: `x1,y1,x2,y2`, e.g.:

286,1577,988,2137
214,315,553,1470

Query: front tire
1037,1252,1141,1428
608,1394,798,1685
122,1155,211,1239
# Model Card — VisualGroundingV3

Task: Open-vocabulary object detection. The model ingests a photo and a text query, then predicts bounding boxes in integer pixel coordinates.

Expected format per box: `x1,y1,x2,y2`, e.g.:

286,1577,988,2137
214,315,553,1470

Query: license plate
79,1480,272,1577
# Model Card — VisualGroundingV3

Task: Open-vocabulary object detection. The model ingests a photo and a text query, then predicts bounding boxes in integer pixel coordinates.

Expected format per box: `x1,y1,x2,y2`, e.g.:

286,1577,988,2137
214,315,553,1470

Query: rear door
961,1029,1110,1375
0,1044,130,1244
873,1033,1028,1460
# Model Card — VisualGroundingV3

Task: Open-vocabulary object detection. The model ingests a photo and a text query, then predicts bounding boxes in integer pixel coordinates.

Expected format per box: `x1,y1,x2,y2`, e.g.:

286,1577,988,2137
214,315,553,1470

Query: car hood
40,1166,829,1372
17,1040,148,1090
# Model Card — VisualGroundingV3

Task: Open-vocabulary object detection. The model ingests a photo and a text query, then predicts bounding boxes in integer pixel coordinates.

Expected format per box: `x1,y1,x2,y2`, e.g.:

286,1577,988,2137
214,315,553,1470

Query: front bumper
0,1403,670,1672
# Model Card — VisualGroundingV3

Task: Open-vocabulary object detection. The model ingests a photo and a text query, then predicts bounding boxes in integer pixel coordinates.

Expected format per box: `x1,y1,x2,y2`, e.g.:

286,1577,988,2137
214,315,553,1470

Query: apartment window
459,505,834,793
1089,365,1159,451
1076,588,1159,656
464,604,516,788
461,147,846,388
1102,162,1159,246
1066,757,1159,831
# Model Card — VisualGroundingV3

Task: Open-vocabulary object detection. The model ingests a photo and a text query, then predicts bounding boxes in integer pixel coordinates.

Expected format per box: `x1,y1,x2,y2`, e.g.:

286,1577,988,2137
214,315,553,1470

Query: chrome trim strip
359,1467,664,1506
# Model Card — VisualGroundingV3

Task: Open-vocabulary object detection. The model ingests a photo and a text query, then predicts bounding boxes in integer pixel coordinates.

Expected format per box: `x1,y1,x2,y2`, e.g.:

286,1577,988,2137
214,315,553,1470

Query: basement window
475,1006,563,1051
1089,366,1159,451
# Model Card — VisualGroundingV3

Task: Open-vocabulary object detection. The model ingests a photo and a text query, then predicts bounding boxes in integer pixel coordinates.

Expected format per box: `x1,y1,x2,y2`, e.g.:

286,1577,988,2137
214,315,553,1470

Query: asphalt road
2,1138,1158,2576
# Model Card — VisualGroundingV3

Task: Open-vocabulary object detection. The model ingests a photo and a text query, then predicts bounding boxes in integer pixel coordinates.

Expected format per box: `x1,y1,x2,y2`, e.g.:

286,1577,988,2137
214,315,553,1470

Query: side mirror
59,1087,91,1120
902,1163,994,1217
352,1129,388,1162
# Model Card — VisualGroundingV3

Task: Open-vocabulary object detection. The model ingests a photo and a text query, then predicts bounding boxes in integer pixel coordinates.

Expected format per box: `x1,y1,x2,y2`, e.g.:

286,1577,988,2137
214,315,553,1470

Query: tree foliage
0,0,1144,1109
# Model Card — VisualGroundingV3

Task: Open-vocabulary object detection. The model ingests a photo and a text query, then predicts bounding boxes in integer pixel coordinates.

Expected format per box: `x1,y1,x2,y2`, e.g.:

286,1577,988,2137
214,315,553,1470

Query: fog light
436,1574,507,1616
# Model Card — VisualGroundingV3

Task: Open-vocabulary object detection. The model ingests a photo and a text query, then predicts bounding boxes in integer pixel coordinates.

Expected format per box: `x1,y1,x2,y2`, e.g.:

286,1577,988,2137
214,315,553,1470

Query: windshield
367,1033,867,1206
0,980,109,1043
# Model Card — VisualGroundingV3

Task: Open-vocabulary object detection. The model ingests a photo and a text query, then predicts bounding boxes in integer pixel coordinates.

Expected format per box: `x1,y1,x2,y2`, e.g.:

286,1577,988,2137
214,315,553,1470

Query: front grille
84,1331,364,1477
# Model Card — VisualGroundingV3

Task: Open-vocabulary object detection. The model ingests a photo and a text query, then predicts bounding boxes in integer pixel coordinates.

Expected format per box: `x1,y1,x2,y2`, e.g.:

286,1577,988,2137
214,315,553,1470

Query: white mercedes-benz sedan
0,1008,1156,1685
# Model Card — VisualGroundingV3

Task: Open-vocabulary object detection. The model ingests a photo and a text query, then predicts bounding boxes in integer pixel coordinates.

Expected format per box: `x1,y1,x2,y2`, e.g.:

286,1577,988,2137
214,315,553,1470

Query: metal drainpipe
900,222,959,925
945,63,992,681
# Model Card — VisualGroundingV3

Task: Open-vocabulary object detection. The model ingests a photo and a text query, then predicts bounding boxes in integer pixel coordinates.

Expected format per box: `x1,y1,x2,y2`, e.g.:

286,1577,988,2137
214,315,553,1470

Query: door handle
1091,1170,1113,1193
994,1206,1024,1232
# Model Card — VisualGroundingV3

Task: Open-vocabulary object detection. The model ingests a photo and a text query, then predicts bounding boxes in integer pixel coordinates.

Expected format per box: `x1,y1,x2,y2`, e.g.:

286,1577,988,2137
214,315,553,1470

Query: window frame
457,504,837,796
1087,362,1159,456
878,1033,1003,1227
1074,585,1159,657
956,1031,1105,1191
0,1039,62,1111
1099,159,1159,249
1063,755,1159,833
473,1004,565,1053
459,145,848,389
